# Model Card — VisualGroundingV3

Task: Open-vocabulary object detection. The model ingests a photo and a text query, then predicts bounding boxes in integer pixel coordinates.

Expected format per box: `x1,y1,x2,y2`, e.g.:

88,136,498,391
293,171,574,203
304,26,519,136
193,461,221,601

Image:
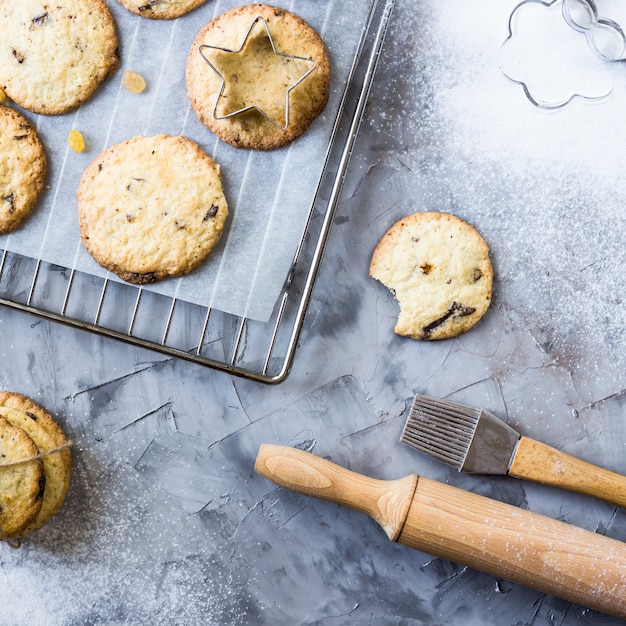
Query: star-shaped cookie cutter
198,16,318,130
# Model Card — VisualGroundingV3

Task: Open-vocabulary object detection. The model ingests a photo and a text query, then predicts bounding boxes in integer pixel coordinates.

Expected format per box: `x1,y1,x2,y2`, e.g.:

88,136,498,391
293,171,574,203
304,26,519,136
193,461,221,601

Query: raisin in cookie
0,392,71,535
370,212,493,340
0,414,45,539
77,134,229,284
0,106,47,234
116,0,208,19
186,4,331,150
0,0,119,115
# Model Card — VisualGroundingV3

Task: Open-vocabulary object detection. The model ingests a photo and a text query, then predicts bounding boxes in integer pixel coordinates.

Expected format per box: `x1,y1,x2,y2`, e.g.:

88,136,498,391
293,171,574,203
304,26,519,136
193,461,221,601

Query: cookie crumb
123,70,147,94
68,129,85,153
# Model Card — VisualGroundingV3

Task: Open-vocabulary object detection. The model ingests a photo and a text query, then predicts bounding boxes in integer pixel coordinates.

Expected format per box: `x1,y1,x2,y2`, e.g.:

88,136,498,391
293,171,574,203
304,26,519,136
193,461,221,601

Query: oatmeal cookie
0,106,47,233
370,212,493,340
186,4,331,150
0,415,44,539
77,134,229,284
116,0,208,19
0,0,119,114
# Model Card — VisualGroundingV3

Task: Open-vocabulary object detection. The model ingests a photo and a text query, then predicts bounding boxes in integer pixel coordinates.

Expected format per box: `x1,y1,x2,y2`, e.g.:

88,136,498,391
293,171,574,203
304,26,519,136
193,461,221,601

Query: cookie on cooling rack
77,134,229,284
186,4,331,150
0,392,72,535
0,414,45,539
0,106,47,234
0,0,119,115
370,212,493,340
116,0,208,19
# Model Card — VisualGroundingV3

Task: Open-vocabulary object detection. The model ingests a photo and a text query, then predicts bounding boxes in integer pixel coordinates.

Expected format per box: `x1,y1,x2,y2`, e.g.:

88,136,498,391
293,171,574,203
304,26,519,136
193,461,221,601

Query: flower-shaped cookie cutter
199,16,318,130
499,0,618,109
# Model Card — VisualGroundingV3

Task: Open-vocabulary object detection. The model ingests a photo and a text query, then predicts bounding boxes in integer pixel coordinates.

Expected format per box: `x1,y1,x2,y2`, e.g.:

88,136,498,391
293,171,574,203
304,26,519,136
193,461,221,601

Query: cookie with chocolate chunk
186,4,331,150
0,0,119,115
0,106,48,234
370,212,493,340
116,0,208,19
0,392,71,535
0,414,44,539
77,134,229,284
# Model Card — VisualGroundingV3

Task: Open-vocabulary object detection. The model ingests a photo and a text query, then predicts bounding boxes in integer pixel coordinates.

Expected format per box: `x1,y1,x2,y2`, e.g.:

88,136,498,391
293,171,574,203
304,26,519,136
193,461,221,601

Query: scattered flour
365,0,626,394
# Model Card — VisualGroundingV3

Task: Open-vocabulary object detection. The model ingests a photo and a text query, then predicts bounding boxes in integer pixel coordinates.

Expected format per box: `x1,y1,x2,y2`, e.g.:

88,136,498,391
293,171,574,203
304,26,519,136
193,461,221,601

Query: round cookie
116,0,208,19
0,106,48,234
77,134,229,285
370,212,493,340
186,4,331,150
0,415,45,540
0,392,71,534
0,0,119,115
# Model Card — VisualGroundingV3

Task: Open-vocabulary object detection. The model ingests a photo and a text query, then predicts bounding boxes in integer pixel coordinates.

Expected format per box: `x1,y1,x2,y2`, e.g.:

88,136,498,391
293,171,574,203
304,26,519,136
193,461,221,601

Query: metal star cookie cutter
198,16,318,130
562,0,626,61
499,0,615,109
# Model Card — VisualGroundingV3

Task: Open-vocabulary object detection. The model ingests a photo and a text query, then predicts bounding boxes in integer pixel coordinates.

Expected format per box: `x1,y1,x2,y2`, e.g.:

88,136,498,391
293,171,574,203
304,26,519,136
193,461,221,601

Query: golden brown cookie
370,212,493,340
0,0,119,115
0,415,45,539
0,392,71,534
77,134,229,284
186,4,331,150
116,0,208,19
0,106,48,234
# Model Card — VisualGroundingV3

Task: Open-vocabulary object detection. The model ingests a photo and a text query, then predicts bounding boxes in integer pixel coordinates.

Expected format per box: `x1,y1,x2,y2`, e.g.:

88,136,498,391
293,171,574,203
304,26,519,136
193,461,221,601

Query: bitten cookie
77,134,229,284
0,415,45,539
370,212,493,340
0,0,119,115
116,0,208,19
186,4,331,150
0,392,71,535
0,106,47,234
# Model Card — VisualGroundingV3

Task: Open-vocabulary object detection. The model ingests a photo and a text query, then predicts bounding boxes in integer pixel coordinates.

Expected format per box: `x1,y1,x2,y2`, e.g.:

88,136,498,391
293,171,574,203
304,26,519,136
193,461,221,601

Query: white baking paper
1,0,372,322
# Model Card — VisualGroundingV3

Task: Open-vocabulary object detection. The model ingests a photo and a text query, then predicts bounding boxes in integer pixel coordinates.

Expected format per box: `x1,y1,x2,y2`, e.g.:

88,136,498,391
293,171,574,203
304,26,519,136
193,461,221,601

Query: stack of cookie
0,393,71,542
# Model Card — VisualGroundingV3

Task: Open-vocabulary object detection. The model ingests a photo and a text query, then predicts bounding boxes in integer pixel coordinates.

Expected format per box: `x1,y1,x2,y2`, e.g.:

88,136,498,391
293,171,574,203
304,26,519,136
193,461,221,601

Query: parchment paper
2,0,372,322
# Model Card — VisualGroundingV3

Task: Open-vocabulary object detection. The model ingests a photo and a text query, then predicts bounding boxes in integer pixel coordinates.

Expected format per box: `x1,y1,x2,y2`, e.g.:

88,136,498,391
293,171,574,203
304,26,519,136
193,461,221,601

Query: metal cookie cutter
500,0,616,109
199,16,317,130
562,0,626,61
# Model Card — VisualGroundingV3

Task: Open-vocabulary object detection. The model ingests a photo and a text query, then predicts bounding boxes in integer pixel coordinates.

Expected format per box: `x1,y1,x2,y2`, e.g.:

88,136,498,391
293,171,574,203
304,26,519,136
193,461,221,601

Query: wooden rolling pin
255,444,626,618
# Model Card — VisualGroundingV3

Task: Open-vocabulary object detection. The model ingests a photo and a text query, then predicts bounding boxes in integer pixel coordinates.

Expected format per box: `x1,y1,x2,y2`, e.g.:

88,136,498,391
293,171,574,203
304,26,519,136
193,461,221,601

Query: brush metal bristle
400,394,481,468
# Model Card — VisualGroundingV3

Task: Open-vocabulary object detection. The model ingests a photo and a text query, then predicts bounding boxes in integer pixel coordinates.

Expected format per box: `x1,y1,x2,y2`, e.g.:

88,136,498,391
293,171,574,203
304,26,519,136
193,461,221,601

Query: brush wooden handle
256,444,626,619
509,436,626,508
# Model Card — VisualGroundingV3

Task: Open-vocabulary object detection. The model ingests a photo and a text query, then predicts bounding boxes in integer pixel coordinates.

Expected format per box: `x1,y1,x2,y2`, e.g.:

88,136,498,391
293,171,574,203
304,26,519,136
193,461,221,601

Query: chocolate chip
204,204,218,220
3,193,15,214
31,12,49,26
128,272,158,284
37,475,46,499
421,301,477,337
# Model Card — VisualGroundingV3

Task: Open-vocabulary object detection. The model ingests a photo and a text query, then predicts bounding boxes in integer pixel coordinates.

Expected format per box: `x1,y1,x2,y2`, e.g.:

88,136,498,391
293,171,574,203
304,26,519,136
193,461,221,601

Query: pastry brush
256,444,626,618
401,393,626,508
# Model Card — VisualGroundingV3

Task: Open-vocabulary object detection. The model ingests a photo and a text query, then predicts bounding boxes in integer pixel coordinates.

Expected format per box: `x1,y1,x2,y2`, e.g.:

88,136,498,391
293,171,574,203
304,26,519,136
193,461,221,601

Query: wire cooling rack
0,0,395,384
